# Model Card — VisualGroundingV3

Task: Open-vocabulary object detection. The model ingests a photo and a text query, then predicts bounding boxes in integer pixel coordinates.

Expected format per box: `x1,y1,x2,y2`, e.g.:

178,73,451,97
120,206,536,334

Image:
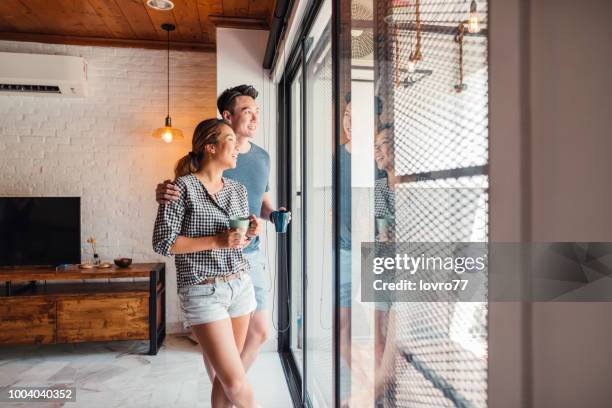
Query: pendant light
467,0,481,34
385,0,423,87
152,23,183,143
455,0,482,92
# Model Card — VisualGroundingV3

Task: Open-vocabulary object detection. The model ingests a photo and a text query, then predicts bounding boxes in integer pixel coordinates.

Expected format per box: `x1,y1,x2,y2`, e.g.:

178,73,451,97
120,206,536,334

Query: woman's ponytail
174,154,194,178
173,118,228,179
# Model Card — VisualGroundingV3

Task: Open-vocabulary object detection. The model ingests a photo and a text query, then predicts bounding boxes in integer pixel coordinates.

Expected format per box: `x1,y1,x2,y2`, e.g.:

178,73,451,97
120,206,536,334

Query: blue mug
270,210,291,233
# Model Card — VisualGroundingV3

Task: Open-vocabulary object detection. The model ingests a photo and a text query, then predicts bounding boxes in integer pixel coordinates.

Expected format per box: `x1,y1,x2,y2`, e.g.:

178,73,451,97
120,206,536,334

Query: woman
373,125,398,405
153,118,260,408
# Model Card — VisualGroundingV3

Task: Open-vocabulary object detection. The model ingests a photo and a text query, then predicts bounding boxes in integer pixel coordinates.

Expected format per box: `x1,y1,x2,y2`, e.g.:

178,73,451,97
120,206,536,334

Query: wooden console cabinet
0,263,165,355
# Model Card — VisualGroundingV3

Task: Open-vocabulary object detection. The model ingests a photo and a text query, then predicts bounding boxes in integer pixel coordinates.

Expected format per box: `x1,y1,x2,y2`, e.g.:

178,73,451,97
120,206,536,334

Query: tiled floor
0,335,293,407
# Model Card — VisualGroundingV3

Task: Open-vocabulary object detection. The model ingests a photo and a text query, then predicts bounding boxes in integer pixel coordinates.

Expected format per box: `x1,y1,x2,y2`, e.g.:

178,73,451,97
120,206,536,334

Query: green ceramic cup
376,216,390,236
229,216,251,230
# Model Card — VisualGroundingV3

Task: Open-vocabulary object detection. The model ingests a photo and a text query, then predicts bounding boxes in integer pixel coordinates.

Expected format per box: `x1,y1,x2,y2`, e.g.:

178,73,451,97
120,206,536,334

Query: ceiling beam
208,15,269,30
0,31,215,52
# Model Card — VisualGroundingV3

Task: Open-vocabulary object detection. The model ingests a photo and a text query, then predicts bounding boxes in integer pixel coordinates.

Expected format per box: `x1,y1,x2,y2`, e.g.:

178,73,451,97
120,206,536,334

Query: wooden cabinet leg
148,269,158,355
148,265,166,355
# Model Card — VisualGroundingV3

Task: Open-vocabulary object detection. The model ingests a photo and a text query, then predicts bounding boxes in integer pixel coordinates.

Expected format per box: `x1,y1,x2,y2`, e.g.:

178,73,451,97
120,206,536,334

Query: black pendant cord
167,27,170,120
161,23,176,128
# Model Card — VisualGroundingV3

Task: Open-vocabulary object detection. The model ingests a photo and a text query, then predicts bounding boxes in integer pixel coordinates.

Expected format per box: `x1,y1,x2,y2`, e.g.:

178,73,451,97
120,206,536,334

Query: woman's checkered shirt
152,173,250,288
375,177,395,219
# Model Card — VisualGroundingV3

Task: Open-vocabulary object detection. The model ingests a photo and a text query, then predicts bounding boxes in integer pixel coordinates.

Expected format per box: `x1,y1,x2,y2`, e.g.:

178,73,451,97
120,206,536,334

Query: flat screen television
0,197,81,267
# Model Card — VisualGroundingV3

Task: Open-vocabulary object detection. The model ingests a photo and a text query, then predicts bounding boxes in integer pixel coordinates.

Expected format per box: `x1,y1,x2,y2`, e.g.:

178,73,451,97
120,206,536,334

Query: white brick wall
0,40,217,332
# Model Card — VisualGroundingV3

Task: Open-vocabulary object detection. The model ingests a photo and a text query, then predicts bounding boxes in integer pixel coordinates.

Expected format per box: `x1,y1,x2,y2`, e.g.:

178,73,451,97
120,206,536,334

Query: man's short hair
217,85,259,116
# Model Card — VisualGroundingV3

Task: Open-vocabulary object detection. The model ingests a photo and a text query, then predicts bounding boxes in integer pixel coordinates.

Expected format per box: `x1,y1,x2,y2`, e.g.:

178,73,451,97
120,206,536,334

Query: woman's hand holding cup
215,229,244,248
226,215,255,247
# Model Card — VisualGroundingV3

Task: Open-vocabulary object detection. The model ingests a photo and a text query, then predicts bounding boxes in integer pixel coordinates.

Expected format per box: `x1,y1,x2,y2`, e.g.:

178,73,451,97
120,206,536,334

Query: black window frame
276,0,341,407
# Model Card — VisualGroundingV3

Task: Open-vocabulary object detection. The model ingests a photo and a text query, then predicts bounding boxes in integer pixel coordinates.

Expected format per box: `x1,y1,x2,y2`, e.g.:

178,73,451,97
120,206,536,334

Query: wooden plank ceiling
0,0,275,51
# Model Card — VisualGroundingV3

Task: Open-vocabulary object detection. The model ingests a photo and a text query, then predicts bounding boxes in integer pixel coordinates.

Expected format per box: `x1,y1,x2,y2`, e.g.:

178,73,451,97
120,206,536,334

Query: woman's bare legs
199,350,216,383
340,307,352,368
191,314,255,408
374,309,397,401
196,310,265,383
374,310,388,365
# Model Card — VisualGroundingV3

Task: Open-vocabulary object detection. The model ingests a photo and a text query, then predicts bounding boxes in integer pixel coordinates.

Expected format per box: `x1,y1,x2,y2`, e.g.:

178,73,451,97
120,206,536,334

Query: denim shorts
243,248,268,311
178,273,256,327
339,248,352,308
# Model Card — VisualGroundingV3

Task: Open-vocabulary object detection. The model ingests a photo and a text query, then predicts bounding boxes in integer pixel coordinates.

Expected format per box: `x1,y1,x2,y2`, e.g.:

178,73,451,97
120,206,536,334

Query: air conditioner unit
0,52,88,97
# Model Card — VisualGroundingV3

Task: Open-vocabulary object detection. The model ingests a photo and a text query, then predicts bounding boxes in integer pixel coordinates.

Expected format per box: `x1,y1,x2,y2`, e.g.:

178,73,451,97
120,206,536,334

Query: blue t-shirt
339,145,351,250
224,142,270,252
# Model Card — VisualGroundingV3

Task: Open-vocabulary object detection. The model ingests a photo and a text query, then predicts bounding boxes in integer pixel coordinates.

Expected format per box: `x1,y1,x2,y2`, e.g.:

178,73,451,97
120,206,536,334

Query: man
339,92,353,405
338,93,386,405
155,84,288,379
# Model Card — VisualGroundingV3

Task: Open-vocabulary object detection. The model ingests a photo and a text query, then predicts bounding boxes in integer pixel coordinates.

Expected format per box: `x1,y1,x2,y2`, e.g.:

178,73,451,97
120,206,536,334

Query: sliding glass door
278,0,335,406
289,68,303,372
303,0,334,406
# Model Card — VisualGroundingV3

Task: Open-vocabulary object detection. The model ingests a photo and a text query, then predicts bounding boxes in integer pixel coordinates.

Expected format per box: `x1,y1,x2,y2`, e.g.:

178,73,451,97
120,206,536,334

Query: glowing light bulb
162,131,173,143
467,0,480,33
407,60,417,73
468,13,480,33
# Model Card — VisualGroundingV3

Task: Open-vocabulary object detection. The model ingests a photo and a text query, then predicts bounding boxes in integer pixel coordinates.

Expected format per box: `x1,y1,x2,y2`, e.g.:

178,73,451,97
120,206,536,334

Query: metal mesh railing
371,0,489,406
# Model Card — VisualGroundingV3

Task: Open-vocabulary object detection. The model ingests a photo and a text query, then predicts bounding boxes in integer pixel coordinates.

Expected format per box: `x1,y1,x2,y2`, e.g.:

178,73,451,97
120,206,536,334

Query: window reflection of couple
373,123,398,407
339,92,398,407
